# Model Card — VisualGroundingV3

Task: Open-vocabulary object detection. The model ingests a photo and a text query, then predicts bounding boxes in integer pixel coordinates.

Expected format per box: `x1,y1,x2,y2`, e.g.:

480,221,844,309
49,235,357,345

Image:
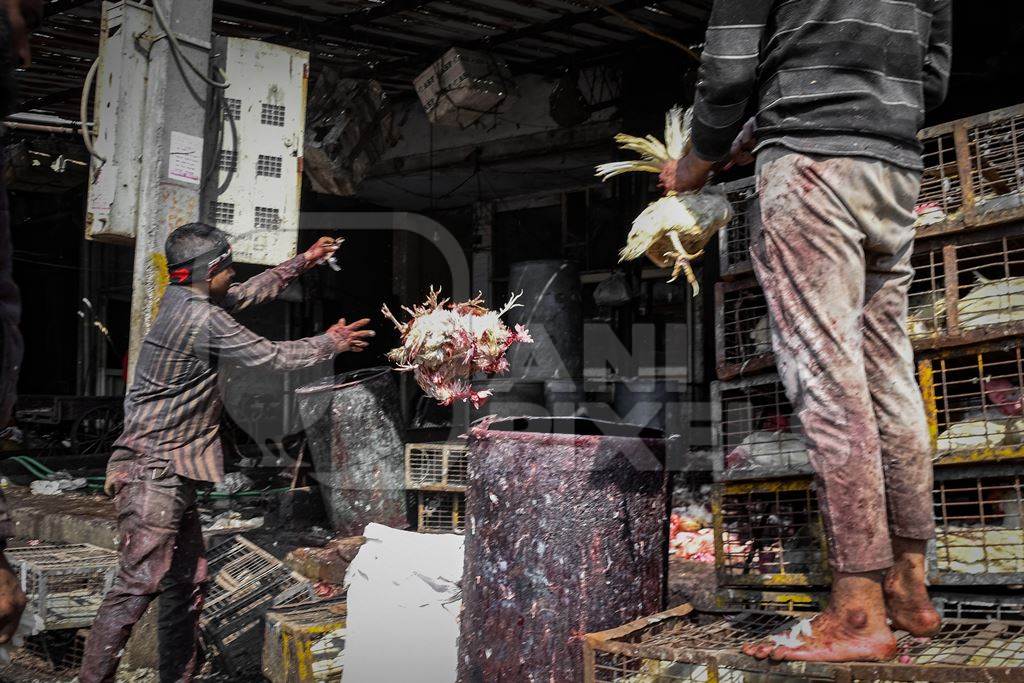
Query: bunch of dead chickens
382,288,533,408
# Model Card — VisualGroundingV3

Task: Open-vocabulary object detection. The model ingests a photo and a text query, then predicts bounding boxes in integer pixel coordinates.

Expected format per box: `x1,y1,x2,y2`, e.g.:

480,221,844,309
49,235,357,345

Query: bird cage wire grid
910,226,1024,346
916,103,1024,237
716,279,772,380
7,543,118,630
200,536,315,676
721,226,1024,383
921,340,1024,465
932,591,1024,622
713,479,828,588
714,588,826,614
712,374,809,483
405,442,469,491
713,464,1024,587
416,489,466,534
717,176,759,278
585,607,1024,683
931,466,1024,584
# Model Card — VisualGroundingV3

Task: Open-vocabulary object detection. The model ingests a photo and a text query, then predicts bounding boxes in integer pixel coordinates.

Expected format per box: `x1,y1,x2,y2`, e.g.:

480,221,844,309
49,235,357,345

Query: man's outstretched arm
199,305,374,373
223,237,339,312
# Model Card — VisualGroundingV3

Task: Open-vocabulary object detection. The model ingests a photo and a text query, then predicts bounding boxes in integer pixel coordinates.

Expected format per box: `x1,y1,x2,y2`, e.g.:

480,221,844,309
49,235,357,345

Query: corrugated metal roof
18,0,709,118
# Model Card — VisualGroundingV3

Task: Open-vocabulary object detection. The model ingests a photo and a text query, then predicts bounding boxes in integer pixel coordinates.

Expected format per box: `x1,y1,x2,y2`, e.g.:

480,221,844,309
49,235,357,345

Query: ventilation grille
218,150,237,172
210,202,235,226
223,98,241,121
256,154,283,178
261,103,286,126
254,206,281,231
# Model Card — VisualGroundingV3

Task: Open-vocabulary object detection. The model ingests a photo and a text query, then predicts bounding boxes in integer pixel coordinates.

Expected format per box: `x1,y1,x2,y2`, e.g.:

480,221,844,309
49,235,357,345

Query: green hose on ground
3,455,293,499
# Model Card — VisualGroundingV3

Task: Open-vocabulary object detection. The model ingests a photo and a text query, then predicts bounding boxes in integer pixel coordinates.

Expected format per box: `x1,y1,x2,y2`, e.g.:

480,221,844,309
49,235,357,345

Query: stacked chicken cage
405,441,469,533
710,103,1024,619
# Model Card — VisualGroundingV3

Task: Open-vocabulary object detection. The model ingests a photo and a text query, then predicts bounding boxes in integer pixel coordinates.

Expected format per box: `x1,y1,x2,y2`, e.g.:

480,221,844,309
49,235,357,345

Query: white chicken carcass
726,415,810,472
956,273,1024,329
382,289,533,408
935,418,1009,454
596,107,733,296
936,378,1024,455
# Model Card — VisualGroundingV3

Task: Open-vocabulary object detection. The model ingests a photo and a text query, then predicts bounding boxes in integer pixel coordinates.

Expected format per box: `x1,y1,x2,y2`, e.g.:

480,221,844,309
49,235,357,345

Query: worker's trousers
751,147,935,574
79,464,208,683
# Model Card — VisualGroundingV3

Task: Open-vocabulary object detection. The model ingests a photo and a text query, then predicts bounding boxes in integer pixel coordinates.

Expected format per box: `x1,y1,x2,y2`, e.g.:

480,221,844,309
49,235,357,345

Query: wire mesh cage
715,279,772,381
713,479,828,588
916,103,1024,238
931,464,1024,585
717,176,758,279
201,536,315,677
712,374,809,482
416,490,465,534
917,339,1024,466
584,605,1024,683
931,591,1024,622
714,589,826,614
405,442,469,491
6,543,118,630
262,598,347,683
910,225,1024,347
12,628,88,675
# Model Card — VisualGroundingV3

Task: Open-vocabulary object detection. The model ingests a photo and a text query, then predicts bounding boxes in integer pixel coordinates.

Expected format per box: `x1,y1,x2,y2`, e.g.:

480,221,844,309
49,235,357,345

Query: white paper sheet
342,523,464,682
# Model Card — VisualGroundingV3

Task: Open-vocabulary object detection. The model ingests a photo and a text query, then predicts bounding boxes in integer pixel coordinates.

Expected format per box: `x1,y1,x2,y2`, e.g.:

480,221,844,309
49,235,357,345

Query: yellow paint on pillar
150,252,170,321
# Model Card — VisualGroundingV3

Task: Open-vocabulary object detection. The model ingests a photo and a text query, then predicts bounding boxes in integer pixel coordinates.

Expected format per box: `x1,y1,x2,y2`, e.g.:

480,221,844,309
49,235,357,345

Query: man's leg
859,165,940,638
742,150,896,662
156,484,209,683
80,476,192,683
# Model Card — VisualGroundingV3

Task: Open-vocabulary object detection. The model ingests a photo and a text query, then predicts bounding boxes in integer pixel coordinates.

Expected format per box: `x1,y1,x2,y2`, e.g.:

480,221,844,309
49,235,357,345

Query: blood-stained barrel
458,417,668,682
296,368,407,535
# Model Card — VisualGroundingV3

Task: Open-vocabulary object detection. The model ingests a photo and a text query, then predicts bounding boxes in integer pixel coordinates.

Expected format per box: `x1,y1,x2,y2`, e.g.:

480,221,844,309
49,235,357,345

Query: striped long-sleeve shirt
108,255,337,483
692,0,953,170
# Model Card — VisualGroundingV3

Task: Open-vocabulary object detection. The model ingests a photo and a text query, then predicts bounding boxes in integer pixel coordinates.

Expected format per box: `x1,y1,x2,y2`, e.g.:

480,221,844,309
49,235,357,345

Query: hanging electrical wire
79,58,106,162
148,0,230,90
581,0,701,63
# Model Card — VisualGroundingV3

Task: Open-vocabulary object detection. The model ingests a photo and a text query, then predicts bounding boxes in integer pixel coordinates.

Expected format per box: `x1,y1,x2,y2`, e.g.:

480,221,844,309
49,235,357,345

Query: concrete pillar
126,0,214,376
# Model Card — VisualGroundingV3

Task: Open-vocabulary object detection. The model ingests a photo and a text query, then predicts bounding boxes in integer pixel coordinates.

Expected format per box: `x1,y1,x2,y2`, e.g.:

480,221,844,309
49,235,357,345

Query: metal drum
296,368,407,535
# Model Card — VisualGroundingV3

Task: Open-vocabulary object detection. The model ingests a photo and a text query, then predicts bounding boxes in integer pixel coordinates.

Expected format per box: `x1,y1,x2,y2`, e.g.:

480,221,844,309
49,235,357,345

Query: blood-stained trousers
751,147,935,574
80,467,208,683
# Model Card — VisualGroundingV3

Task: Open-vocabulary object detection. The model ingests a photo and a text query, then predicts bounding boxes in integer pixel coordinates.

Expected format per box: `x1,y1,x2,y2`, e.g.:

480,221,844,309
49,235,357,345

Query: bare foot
884,538,941,638
884,565,941,637
741,610,898,663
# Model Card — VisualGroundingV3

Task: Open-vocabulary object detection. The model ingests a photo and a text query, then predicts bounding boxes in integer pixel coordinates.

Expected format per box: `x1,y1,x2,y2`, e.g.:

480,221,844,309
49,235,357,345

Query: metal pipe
3,121,80,135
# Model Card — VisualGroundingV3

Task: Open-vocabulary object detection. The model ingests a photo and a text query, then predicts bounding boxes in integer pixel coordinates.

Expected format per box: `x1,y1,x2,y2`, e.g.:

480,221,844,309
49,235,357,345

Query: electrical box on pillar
84,1,154,243
202,38,309,266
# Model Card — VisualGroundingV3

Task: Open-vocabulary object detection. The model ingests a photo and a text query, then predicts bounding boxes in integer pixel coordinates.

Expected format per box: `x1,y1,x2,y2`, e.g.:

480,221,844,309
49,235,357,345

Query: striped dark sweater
108,256,337,483
692,0,953,170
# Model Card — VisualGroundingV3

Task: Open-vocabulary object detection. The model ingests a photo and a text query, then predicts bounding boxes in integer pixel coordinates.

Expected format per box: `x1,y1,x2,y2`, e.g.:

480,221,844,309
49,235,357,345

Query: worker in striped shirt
663,0,952,665
80,223,374,683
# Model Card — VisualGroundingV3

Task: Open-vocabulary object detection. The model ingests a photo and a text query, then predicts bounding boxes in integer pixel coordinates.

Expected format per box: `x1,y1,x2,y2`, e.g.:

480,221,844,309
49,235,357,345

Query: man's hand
103,469,129,498
659,151,715,194
303,237,341,266
726,117,757,170
0,553,26,645
327,318,375,353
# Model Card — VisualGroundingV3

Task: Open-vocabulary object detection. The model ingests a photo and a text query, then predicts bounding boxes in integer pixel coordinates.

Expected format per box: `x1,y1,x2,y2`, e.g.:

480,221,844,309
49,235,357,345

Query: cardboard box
414,48,514,127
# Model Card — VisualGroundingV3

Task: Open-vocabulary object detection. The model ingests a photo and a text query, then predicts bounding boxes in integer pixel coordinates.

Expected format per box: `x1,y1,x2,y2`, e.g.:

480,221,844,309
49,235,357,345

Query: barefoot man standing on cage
661,0,953,664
